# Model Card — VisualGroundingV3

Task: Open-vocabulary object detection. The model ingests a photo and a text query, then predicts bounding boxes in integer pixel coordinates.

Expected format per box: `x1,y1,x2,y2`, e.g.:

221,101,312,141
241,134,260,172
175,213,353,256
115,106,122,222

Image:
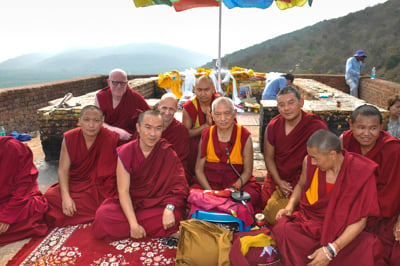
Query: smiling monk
341,104,400,265
92,110,189,240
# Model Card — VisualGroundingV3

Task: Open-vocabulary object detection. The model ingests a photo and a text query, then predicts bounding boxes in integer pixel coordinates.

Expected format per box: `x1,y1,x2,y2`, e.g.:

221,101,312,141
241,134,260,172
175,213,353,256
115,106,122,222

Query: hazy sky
0,0,388,63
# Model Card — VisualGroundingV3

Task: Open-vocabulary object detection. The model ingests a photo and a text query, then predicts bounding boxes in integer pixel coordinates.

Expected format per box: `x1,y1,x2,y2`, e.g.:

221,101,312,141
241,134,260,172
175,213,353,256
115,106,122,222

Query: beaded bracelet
322,246,333,261
327,243,337,257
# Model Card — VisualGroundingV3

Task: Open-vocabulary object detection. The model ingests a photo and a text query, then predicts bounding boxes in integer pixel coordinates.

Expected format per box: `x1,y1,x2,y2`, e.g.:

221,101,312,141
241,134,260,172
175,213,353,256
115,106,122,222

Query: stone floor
0,112,267,265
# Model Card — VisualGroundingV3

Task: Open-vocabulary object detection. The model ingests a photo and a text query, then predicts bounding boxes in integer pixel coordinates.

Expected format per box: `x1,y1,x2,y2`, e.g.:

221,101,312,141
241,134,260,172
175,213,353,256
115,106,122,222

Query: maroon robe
182,94,217,177
92,138,189,239
96,85,150,145
192,123,262,213
44,127,119,227
0,137,48,246
273,151,384,266
343,130,400,264
162,118,191,184
261,110,328,205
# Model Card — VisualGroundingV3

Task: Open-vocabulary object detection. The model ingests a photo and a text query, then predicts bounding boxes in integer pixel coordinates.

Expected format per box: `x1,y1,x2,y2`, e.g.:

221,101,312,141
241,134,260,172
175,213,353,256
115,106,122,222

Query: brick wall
0,75,107,134
0,74,157,135
294,74,400,109
360,78,400,109
294,74,349,93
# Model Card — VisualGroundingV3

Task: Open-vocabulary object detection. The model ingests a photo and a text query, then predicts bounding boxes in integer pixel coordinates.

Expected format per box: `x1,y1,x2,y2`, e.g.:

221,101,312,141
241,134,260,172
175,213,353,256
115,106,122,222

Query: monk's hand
275,208,292,221
162,208,176,230
394,215,400,242
116,128,132,141
205,111,213,126
278,180,293,198
130,223,146,239
0,222,10,234
62,195,77,217
307,247,330,266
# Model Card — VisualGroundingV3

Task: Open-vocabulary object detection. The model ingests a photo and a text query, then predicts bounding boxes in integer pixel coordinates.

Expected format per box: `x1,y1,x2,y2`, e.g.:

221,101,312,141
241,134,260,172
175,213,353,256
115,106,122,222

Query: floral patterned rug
8,224,177,265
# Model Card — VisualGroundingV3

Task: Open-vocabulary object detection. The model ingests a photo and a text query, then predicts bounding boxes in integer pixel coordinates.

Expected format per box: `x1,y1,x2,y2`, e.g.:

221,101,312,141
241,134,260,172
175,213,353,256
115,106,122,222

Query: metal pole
217,1,222,92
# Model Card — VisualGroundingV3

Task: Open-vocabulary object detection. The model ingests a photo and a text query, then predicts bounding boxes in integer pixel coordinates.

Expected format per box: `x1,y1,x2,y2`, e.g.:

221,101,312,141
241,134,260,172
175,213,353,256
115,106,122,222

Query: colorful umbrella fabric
275,0,308,10
223,0,273,9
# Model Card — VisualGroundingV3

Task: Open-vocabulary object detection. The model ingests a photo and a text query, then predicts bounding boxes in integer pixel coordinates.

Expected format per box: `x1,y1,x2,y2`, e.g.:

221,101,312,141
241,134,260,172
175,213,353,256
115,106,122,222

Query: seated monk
92,110,189,240
0,136,48,246
157,93,191,185
44,105,119,227
341,104,400,265
273,129,384,265
262,86,327,206
182,75,218,178
95,68,150,145
193,97,262,213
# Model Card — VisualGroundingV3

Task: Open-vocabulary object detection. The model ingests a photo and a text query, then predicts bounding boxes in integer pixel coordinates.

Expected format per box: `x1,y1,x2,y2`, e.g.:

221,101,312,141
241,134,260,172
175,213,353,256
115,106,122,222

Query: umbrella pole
217,1,222,93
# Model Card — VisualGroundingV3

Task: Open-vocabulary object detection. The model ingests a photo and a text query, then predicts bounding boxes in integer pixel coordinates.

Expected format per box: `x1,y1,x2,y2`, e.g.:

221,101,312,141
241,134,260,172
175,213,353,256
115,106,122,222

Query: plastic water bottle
371,67,376,79
0,126,5,136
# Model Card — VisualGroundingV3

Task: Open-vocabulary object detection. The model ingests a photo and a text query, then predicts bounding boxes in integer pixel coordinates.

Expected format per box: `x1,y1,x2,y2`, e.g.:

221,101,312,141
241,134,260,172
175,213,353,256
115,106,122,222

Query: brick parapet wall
0,74,158,135
294,74,349,93
360,78,400,109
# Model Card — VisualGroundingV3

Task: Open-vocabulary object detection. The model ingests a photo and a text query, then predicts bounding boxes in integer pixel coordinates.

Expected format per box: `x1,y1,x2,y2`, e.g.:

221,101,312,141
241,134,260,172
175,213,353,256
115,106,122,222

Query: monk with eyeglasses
95,68,150,145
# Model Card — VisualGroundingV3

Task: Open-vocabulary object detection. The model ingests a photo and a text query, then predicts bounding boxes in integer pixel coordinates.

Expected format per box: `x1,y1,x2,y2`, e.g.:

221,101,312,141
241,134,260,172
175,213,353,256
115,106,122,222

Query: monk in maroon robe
95,68,150,145
341,104,400,265
0,136,48,246
158,93,191,184
182,75,218,177
45,105,119,227
273,129,384,266
92,110,189,240
262,86,328,206
193,97,262,213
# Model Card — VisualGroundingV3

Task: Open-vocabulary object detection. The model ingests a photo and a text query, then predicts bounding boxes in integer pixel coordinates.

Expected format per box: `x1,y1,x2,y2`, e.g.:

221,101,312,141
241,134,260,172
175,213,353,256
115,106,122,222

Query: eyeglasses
109,80,128,86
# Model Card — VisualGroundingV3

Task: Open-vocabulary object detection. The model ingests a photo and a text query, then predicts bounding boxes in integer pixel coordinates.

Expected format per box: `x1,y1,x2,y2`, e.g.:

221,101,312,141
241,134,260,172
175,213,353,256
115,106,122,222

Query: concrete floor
0,112,267,265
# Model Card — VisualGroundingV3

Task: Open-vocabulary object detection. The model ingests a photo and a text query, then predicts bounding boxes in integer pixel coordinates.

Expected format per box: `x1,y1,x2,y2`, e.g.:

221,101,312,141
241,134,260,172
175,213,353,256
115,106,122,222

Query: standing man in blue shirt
345,50,367,98
262,74,294,100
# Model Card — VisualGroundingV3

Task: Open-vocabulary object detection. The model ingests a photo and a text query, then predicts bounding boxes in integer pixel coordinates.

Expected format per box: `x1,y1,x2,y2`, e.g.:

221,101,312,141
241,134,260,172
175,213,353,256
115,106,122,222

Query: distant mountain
204,0,400,83
0,43,213,89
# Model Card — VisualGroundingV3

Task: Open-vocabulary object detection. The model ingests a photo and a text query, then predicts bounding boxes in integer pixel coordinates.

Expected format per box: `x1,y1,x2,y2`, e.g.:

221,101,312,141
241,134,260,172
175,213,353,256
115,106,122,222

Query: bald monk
0,137,48,246
95,68,150,145
193,97,262,213
341,104,400,265
44,105,119,227
182,75,218,177
262,86,328,206
274,129,384,266
158,93,191,185
92,110,189,240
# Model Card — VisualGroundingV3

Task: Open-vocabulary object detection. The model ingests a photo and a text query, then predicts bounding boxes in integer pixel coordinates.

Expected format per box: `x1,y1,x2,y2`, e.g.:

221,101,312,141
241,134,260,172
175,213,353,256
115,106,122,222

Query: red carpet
7,224,177,265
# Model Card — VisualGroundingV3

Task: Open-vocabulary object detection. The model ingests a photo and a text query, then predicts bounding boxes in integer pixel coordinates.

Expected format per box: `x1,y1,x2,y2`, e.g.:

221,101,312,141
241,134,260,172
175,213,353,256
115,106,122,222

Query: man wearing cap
345,50,367,98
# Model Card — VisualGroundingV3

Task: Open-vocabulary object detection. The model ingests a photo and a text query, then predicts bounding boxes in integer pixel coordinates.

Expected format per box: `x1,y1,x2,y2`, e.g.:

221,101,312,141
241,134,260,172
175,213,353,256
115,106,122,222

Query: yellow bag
176,219,233,266
263,187,290,226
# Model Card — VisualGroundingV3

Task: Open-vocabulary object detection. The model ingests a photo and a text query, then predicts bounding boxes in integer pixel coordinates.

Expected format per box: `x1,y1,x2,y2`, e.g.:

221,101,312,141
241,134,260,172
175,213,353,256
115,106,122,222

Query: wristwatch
166,204,175,211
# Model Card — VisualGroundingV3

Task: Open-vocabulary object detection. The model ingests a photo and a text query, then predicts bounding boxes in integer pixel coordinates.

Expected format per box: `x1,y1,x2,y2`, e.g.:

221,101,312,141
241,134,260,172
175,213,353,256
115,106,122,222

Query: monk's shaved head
138,109,162,126
80,105,103,118
212,97,235,114
307,129,341,154
159,92,178,105
351,104,382,124
277,86,301,100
